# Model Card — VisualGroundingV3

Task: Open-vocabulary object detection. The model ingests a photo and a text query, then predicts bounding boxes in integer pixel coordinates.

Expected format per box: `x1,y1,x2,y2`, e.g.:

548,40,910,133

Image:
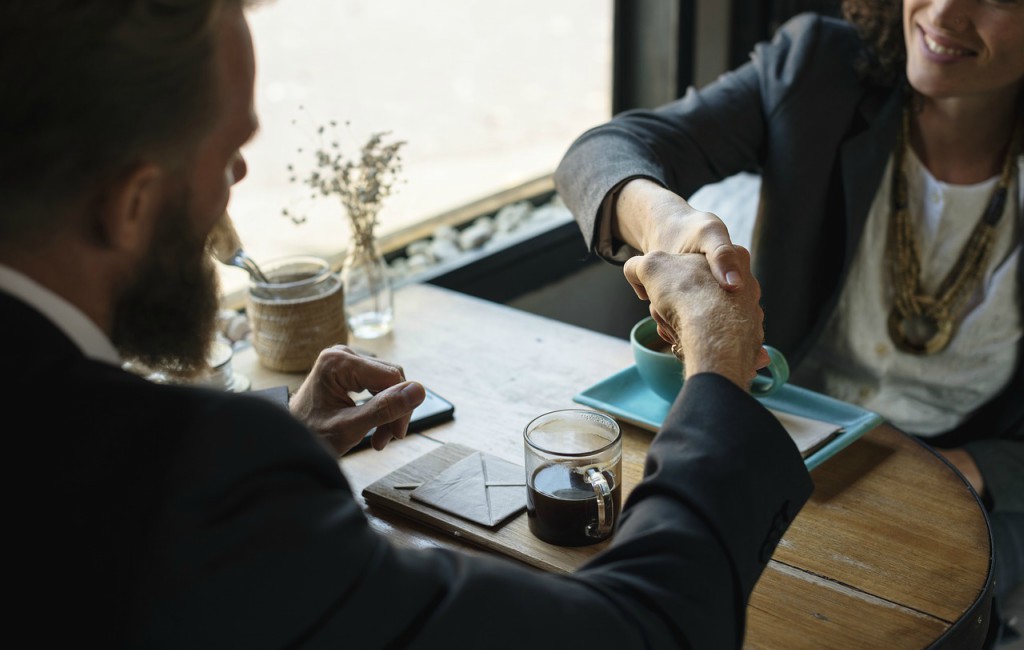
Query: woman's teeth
924,33,970,57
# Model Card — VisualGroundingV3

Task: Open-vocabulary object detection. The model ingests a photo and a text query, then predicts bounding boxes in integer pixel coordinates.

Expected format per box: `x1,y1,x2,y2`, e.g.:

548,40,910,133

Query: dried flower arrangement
282,109,406,249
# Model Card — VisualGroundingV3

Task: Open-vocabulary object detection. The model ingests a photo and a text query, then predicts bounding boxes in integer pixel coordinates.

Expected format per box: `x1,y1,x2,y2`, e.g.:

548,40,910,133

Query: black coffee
527,463,621,546
642,335,672,353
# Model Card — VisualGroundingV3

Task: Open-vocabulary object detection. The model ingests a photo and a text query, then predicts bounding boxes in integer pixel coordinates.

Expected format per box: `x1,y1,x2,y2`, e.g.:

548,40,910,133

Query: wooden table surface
233,282,994,649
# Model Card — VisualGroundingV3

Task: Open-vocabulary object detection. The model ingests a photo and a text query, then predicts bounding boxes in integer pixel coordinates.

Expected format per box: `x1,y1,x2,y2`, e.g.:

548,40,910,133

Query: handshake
623,248,770,392
282,249,768,458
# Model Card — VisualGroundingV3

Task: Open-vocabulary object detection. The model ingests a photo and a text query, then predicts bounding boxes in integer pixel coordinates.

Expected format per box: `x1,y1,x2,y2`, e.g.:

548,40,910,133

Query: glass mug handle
585,468,614,539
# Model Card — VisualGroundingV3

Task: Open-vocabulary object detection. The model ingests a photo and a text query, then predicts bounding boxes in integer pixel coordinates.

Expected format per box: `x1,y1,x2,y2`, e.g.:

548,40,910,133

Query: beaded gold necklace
887,104,1021,355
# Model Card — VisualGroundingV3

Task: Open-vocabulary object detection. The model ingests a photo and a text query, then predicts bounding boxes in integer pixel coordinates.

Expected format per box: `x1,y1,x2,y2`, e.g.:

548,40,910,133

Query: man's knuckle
708,242,736,261
692,213,723,232
320,344,354,364
373,395,399,421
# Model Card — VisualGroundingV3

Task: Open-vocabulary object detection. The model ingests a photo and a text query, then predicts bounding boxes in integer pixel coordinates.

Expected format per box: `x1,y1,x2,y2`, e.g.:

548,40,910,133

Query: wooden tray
362,443,608,573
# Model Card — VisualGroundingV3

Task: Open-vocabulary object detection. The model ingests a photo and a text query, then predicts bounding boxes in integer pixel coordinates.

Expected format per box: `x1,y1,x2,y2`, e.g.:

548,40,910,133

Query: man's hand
289,345,426,456
623,249,768,390
615,178,745,290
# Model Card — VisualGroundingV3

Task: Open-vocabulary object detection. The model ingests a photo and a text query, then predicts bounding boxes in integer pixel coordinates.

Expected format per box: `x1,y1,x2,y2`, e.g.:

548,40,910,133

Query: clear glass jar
248,256,339,302
246,255,347,372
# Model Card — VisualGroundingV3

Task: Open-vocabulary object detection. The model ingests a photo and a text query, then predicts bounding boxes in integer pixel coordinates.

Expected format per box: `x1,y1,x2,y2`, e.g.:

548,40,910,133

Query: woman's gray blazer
555,12,1022,517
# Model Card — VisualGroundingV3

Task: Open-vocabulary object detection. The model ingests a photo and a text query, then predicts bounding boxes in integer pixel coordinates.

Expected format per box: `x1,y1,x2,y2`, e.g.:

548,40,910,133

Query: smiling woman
218,0,613,299
552,0,1023,645
903,0,1024,107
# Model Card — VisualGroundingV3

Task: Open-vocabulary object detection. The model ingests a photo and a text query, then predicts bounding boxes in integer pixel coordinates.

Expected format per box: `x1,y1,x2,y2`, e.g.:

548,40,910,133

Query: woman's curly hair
842,0,905,86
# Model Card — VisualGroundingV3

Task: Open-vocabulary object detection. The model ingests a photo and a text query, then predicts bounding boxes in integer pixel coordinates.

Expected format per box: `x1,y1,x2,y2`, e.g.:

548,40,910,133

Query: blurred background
226,0,613,296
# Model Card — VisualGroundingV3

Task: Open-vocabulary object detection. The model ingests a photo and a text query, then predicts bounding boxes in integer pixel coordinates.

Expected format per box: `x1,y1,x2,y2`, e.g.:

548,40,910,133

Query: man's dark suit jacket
554,13,1022,519
7,289,811,649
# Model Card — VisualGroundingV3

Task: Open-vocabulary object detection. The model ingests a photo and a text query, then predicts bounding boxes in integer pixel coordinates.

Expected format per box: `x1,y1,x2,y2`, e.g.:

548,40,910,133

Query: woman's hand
614,178,747,290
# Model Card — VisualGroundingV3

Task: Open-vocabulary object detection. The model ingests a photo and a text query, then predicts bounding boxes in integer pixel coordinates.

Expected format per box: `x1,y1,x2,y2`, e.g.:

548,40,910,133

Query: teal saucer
573,365,882,471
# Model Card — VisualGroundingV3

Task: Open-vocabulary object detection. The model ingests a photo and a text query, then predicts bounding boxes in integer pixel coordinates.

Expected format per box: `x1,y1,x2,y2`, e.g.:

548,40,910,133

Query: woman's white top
794,150,1023,436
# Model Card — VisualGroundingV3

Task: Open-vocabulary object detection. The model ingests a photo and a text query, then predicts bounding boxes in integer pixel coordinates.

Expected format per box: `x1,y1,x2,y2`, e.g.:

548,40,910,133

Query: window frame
223,2,836,314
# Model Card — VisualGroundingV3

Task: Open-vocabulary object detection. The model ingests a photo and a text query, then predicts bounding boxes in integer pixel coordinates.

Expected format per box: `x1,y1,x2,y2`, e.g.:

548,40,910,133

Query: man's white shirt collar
0,264,122,366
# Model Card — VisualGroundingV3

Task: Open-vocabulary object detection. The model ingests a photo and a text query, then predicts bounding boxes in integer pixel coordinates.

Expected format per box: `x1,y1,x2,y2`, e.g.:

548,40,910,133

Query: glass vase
341,238,394,339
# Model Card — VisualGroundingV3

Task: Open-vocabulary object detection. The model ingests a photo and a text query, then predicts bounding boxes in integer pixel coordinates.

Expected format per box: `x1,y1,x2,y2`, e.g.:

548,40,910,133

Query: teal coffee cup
630,316,789,402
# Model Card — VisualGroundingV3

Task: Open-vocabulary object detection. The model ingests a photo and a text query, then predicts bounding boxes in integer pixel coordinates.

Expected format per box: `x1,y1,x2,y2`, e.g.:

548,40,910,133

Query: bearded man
0,2,811,648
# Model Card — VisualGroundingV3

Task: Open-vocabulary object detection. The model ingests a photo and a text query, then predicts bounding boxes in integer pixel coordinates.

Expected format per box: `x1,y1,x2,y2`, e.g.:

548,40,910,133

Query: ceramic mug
630,316,789,402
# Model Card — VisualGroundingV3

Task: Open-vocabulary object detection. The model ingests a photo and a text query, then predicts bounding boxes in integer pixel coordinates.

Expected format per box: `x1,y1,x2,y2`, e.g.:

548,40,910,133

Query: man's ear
98,163,164,253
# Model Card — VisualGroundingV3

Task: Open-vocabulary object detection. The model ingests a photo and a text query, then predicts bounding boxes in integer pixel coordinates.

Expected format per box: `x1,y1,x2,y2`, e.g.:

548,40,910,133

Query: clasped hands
284,179,764,456
616,179,986,494
285,179,764,455
616,178,769,390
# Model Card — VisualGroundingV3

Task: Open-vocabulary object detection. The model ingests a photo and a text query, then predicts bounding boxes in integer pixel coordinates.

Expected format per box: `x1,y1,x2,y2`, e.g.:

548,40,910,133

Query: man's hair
842,0,905,87
0,0,244,240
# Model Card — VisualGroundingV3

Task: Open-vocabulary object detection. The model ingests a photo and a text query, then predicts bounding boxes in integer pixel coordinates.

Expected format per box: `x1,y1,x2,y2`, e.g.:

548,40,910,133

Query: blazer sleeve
132,375,811,650
553,13,856,256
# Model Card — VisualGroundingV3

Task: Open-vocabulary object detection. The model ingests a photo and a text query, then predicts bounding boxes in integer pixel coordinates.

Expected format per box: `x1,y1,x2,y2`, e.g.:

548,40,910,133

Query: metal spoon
207,211,271,284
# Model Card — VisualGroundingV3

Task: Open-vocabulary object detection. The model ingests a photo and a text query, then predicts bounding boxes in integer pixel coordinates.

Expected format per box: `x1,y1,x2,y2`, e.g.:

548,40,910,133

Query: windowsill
214,171,763,349
219,173,560,311
217,171,763,353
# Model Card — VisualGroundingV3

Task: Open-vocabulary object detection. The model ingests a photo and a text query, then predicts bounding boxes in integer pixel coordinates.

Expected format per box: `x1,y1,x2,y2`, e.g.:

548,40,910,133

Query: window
222,1,613,300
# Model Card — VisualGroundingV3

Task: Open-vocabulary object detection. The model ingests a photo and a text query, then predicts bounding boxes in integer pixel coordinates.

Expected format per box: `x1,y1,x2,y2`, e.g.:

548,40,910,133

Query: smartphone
345,386,455,454
406,387,457,432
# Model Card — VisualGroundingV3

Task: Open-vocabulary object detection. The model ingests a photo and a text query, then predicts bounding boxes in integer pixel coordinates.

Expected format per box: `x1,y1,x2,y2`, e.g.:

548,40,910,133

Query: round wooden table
237,282,994,650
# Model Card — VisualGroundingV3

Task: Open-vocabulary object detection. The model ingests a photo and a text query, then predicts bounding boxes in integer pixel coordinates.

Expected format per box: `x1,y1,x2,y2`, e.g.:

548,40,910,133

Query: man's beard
111,190,220,378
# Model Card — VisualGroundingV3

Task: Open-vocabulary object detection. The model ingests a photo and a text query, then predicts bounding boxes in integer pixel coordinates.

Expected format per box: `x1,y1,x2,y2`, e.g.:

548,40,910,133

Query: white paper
770,409,843,456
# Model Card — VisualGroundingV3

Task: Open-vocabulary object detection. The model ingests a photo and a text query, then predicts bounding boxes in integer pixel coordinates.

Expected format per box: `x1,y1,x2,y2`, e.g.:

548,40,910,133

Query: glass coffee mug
524,409,622,546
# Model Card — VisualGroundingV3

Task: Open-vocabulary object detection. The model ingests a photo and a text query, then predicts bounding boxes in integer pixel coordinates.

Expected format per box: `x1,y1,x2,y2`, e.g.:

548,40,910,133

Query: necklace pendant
887,307,954,355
